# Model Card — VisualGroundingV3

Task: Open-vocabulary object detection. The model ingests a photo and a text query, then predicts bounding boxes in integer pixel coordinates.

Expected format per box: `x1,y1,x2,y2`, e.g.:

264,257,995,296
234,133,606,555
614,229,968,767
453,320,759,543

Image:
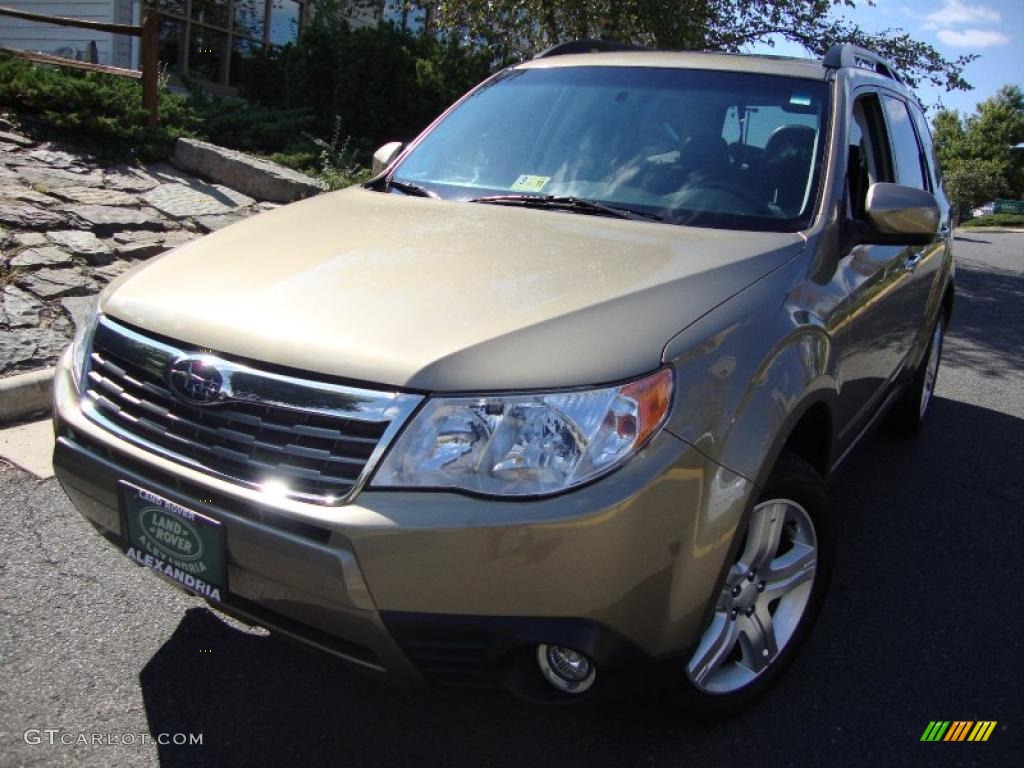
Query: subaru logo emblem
168,358,224,405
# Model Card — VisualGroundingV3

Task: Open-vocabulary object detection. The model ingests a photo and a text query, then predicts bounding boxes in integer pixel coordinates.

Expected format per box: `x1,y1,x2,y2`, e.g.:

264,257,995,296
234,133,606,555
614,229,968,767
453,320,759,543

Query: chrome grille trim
80,316,423,505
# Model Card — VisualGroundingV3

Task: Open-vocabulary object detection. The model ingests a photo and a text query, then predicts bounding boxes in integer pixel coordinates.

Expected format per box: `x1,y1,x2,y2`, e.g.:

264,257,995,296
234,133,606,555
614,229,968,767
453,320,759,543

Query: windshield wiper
468,194,662,222
386,178,439,198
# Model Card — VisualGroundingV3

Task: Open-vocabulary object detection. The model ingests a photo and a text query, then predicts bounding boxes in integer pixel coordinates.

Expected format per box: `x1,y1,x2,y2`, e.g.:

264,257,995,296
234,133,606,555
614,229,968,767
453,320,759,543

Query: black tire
887,314,946,436
672,451,835,720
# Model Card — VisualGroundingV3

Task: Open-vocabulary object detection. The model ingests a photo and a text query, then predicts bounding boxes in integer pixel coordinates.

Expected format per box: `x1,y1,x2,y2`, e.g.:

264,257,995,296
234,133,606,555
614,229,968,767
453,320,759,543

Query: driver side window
847,94,892,220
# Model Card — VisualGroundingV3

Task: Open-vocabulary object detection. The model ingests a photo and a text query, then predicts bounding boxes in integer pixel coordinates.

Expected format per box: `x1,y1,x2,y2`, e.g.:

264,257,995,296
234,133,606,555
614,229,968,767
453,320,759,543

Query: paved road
1,236,1021,768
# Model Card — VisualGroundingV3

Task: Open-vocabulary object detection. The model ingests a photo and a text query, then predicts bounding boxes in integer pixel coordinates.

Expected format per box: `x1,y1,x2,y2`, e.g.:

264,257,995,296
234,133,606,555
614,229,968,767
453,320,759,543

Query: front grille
81,318,421,505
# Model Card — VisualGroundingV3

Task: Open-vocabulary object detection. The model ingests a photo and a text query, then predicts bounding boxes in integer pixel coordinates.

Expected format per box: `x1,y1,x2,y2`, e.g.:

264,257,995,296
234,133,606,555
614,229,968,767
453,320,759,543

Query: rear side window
908,101,941,191
881,95,928,190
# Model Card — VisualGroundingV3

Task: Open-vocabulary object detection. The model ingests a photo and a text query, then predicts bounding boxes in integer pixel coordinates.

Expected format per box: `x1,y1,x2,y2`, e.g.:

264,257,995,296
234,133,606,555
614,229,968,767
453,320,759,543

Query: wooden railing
0,4,159,126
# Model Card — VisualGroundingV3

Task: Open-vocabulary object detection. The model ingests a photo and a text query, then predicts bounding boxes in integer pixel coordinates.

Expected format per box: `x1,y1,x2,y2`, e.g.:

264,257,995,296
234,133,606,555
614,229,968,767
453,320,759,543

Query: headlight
372,368,673,496
71,300,100,391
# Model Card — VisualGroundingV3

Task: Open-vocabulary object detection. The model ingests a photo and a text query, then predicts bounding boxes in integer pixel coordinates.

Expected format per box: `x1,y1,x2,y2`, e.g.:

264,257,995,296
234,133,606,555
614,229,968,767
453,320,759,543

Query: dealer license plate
120,481,227,602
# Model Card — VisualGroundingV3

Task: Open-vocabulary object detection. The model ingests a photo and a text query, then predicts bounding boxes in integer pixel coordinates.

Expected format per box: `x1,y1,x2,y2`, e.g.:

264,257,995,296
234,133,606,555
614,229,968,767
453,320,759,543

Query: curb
174,138,324,204
954,227,1024,234
0,368,55,426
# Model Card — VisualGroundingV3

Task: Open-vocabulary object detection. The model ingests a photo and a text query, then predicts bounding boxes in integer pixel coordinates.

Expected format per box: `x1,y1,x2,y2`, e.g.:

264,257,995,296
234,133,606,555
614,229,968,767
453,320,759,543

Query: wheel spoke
761,542,816,602
686,611,740,687
738,501,788,572
737,606,778,673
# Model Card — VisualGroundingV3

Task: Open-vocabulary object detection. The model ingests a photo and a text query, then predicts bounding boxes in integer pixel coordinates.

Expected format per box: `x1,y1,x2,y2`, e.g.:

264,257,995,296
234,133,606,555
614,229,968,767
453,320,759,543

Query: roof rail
534,39,646,59
822,43,903,85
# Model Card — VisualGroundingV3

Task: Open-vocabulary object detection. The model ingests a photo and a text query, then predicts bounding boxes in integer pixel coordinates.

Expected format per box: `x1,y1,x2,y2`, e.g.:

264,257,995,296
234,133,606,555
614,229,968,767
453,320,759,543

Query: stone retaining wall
0,116,308,378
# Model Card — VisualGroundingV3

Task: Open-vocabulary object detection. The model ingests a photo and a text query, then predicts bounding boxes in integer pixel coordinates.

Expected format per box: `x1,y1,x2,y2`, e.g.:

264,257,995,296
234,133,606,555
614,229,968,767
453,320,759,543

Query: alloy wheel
686,499,818,694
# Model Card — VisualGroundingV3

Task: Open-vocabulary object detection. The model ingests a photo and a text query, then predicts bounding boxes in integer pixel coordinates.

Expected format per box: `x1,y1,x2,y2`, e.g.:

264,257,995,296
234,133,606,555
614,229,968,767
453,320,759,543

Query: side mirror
372,141,404,175
863,182,939,243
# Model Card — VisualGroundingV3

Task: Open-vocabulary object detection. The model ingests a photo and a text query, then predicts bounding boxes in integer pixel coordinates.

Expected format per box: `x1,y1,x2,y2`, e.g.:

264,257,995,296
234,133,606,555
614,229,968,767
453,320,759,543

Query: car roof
516,50,830,81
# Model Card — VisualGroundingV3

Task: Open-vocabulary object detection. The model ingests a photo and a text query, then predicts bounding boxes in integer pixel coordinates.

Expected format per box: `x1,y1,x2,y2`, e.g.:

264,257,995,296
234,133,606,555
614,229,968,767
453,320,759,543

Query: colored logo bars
920,721,998,742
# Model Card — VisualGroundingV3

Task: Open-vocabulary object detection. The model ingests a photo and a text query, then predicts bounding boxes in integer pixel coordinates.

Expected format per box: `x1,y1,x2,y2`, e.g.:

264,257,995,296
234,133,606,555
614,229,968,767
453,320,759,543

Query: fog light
536,644,596,693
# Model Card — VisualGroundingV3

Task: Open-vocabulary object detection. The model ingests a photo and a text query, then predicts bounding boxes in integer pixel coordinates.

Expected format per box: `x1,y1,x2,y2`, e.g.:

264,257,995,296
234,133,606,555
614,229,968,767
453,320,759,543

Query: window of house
234,0,266,39
155,0,306,88
269,0,302,46
380,0,427,32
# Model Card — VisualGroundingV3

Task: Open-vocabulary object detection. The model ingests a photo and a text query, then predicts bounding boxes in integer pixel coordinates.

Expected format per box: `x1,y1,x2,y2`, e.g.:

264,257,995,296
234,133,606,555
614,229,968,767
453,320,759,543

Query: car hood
102,187,804,391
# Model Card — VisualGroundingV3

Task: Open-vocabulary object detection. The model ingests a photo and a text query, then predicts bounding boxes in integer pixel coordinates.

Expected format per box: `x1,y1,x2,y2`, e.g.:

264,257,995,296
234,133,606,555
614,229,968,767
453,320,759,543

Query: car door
879,92,947,342
830,90,930,454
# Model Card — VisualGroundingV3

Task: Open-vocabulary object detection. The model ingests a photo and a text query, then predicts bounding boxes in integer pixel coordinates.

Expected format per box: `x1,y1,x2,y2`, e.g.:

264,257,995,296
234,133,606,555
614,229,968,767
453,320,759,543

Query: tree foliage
419,0,975,91
943,158,1007,215
239,1,491,150
932,85,1024,211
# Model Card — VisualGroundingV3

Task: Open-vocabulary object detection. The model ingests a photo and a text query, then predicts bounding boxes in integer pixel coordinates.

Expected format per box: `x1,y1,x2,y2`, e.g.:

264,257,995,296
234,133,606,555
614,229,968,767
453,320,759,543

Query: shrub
0,12,492,180
0,54,197,159
238,8,492,156
961,213,1024,227
306,116,374,190
0,55,317,162
181,88,315,154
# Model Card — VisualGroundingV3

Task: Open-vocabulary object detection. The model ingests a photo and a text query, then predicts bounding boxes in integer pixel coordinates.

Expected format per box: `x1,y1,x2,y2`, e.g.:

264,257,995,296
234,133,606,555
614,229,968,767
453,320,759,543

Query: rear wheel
676,451,834,718
888,314,945,435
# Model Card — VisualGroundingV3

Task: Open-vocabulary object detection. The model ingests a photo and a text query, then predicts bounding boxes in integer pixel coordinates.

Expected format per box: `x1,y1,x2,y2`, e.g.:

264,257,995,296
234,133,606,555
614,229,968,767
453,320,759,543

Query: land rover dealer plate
119,482,227,602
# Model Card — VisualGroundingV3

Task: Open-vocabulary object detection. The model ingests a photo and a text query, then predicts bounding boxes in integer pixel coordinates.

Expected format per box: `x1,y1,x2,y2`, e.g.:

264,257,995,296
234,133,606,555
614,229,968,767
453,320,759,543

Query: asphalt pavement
1,235,1021,768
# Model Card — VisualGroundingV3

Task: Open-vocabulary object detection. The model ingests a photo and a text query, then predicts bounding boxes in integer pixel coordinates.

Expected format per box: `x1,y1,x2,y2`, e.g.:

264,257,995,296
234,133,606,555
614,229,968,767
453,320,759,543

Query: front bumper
52,349,754,696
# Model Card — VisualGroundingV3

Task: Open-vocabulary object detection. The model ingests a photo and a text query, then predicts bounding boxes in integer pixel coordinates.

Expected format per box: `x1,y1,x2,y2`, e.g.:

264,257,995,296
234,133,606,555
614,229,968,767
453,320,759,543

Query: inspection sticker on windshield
510,174,550,192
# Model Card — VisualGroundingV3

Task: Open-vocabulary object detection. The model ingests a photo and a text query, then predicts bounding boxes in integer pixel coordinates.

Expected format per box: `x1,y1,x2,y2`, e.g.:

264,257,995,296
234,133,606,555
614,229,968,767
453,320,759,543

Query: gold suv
53,42,953,714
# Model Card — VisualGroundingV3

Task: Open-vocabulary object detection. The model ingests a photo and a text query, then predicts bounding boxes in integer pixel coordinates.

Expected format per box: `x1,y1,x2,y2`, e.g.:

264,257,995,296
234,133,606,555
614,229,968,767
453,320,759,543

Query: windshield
387,66,830,231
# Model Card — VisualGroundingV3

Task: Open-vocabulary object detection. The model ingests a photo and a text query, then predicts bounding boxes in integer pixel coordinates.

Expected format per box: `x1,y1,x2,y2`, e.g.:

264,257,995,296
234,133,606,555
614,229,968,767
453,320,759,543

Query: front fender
664,254,837,489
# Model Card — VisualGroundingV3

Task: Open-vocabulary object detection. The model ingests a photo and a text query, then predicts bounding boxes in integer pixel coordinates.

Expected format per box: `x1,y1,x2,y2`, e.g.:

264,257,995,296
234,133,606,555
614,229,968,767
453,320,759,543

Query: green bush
180,88,315,154
0,54,198,159
0,12,491,180
961,213,1024,227
0,55,318,162
238,8,492,155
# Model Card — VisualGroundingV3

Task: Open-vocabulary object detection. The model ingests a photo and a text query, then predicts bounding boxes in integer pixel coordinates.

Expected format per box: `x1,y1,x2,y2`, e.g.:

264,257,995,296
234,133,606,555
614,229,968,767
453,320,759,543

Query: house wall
110,0,135,69
0,0,131,67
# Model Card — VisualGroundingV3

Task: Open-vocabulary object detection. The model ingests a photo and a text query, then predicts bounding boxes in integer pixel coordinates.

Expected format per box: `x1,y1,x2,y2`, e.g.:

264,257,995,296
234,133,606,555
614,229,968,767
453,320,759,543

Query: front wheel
675,451,835,718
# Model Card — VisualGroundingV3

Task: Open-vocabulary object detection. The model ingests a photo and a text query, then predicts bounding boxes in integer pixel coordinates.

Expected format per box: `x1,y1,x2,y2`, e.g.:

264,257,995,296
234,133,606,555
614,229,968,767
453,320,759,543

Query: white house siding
0,1,131,67
111,0,135,68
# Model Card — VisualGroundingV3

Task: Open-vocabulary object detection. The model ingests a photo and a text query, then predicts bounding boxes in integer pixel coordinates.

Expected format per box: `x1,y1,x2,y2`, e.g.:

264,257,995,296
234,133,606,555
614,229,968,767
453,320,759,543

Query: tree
419,0,975,91
943,159,1006,219
931,107,966,174
932,85,1024,206
964,85,1024,195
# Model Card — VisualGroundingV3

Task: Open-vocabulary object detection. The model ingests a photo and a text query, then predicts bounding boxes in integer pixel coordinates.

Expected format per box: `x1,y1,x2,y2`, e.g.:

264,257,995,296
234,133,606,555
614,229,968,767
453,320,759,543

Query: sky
745,0,1024,115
